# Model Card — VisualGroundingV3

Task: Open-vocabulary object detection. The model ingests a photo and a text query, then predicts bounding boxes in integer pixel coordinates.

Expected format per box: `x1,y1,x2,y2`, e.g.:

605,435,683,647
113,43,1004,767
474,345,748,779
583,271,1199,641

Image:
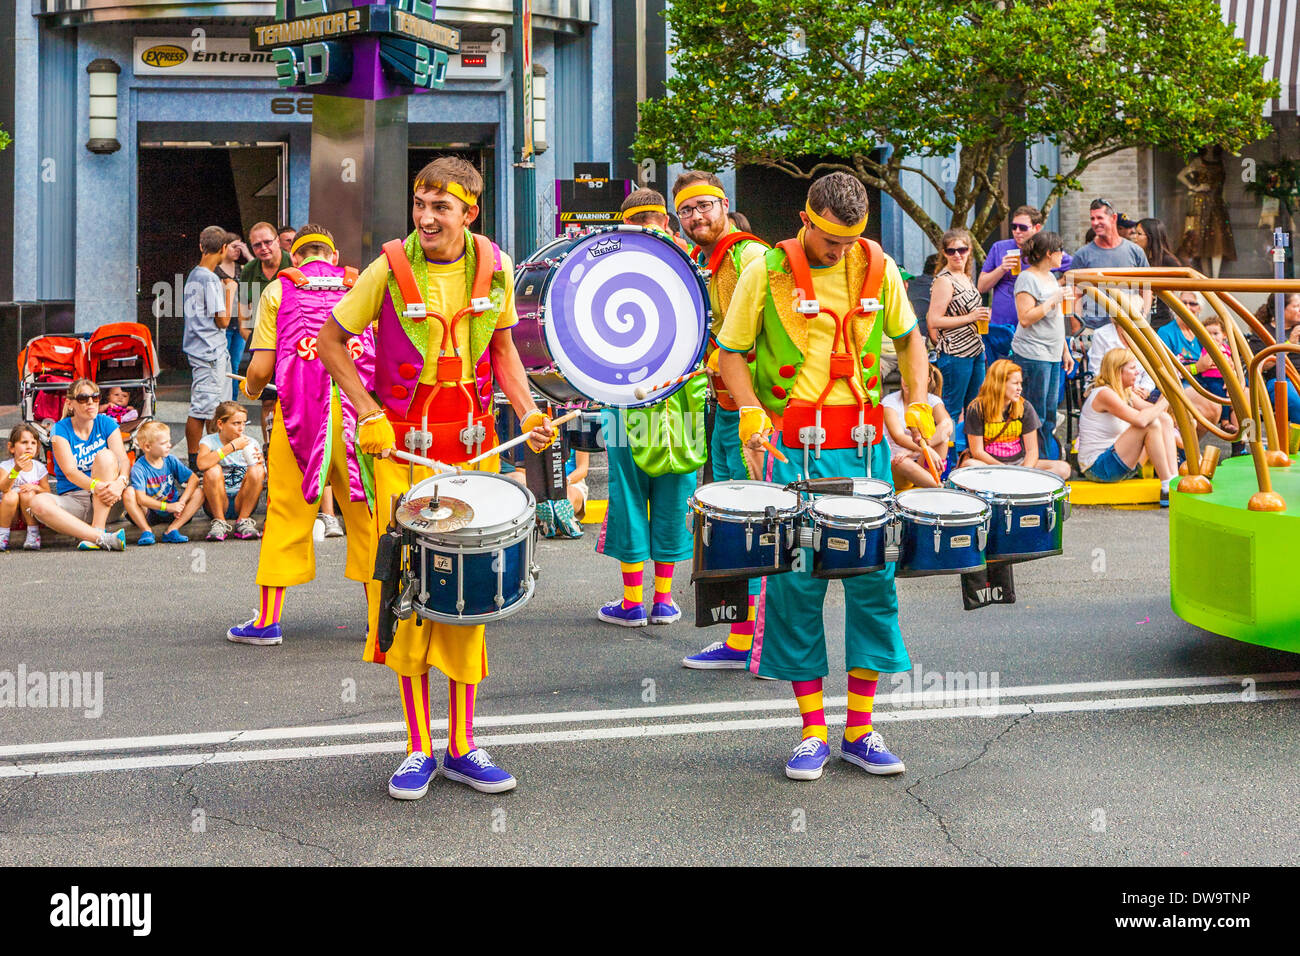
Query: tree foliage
636,0,1276,255
0,126,10,151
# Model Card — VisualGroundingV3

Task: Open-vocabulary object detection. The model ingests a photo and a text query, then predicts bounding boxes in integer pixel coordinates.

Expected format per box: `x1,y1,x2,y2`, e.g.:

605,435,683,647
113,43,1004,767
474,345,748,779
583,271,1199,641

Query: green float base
1170,457,1300,652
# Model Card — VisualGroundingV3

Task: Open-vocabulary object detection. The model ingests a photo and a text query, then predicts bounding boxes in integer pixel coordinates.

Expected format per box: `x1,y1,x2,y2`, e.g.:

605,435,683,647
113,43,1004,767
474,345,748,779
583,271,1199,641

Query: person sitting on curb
196,400,264,541
123,421,203,545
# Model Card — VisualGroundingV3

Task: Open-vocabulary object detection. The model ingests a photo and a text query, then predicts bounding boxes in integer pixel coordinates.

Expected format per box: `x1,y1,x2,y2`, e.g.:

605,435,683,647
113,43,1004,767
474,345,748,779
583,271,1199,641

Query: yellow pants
256,397,375,587
362,453,500,683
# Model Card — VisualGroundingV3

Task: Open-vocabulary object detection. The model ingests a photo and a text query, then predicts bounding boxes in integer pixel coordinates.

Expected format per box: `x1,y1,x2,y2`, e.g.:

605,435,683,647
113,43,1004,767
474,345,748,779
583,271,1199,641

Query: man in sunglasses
977,205,1071,365
1069,198,1151,331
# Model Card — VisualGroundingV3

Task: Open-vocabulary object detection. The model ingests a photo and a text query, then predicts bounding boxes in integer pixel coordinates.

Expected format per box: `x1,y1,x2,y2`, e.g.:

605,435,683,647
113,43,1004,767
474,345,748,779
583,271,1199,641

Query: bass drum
513,226,710,408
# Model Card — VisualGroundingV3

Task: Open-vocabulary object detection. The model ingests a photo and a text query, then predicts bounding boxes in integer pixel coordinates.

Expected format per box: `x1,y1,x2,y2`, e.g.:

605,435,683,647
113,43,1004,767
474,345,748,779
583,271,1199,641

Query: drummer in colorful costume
596,189,705,628
228,225,377,646
717,173,930,780
670,171,771,669
319,158,555,800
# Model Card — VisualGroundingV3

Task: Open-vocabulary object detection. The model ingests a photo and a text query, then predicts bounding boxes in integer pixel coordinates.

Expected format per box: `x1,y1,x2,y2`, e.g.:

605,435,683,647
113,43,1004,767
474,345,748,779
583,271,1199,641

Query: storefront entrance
137,142,288,373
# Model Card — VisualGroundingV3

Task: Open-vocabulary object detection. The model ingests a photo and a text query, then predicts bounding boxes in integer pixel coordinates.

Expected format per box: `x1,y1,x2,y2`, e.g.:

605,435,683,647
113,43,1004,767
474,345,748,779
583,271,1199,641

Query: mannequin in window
1176,145,1236,279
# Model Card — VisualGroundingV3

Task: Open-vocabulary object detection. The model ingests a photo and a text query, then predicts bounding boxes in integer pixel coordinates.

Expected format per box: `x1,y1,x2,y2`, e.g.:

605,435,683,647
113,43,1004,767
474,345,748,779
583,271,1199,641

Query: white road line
2,688,1296,779
1,671,1295,760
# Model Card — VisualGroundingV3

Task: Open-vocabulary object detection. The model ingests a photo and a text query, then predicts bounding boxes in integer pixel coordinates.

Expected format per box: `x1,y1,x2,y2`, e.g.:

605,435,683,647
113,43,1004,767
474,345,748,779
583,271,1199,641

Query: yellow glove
905,402,936,440
705,348,722,373
521,409,557,452
240,377,262,401
358,413,396,455
738,405,773,448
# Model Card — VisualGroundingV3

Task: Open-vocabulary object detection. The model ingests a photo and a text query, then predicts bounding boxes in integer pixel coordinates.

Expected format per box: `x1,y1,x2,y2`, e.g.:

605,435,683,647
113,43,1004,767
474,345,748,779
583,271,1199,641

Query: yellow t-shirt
248,255,332,351
332,246,518,384
718,249,916,404
708,239,768,336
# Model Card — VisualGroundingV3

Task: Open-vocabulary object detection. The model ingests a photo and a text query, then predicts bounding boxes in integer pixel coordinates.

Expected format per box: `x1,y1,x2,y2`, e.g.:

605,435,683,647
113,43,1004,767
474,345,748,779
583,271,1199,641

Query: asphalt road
2,502,1298,866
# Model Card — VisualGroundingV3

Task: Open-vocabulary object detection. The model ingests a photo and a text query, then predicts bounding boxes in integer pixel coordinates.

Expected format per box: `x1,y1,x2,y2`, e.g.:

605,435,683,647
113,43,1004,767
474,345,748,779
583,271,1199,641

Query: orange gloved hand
521,409,557,452
358,413,396,455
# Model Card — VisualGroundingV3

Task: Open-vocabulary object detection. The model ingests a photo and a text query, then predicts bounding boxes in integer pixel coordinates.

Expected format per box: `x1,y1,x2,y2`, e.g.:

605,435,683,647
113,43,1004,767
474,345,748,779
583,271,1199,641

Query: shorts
1082,445,1138,483
570,478,589,515
55,490,94,522
188,352,232,419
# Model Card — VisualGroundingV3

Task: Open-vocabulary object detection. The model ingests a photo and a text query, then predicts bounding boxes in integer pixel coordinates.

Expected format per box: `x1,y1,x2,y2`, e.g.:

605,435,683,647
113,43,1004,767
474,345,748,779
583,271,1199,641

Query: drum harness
383,235,498,484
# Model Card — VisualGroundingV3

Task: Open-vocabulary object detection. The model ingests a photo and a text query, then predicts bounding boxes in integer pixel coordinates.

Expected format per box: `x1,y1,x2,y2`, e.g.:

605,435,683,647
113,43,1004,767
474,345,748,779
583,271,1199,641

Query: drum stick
387,409,584,472
762,439,789,463
632,367,707,401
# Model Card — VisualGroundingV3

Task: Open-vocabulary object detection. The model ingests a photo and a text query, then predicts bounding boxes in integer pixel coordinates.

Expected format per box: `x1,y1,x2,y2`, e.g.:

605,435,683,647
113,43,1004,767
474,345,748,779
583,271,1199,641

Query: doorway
408,146,496,245
137,142,288,374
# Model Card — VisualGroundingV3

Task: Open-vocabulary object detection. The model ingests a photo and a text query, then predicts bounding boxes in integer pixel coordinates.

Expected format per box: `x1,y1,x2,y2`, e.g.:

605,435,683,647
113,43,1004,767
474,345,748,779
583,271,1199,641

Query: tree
0,127,10,151
635,0,1276,256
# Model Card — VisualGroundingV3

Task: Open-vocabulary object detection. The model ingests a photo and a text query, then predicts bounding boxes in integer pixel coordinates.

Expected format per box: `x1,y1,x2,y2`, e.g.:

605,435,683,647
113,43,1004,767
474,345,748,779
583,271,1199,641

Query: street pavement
2,497,1298,867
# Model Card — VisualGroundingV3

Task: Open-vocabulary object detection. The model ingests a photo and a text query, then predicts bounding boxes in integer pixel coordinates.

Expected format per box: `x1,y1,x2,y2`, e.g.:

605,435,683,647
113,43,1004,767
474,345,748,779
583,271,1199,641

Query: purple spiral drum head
542,228,708,407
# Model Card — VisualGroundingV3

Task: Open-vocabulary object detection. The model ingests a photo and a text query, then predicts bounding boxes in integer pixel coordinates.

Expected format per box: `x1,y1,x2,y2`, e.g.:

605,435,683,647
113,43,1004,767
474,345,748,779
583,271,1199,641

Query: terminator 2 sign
250,0,460,99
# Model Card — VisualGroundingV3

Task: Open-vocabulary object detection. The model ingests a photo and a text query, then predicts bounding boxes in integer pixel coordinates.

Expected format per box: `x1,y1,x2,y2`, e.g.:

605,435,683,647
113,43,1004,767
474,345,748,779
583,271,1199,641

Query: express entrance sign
249,0,460,98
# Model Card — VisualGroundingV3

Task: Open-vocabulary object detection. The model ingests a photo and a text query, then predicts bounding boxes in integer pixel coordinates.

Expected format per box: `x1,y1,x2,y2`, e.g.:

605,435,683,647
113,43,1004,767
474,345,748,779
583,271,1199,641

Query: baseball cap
1117,213,1139,229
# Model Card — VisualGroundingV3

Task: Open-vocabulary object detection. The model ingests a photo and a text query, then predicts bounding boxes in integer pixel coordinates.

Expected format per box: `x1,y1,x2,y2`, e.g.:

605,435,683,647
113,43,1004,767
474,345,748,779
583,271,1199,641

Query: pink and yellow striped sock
399,673,432,755
793,679,827,743
724,593,758,652
255,586,285,627
845,668,879,743
447,678,477,758
653,561,674,605
620,561,644,610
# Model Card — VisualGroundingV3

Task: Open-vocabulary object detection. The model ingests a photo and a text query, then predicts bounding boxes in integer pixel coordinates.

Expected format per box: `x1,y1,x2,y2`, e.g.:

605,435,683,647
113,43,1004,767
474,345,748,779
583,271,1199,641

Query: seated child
881,365,952,490
196,400,265,542
123,420,203,545
1194,316,1236,428
0,423,51,550
101,385,140,426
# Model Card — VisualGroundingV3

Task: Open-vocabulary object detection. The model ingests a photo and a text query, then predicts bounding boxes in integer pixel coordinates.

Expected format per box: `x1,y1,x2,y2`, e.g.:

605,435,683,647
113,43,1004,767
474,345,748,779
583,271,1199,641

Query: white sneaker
320,513,344,538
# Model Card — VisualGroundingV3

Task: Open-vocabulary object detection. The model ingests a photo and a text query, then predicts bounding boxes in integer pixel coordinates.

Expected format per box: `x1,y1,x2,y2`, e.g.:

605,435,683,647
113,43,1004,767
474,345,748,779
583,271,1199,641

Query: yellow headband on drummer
805,200,867,238
622,203,668,219
674,182,726,211
414,178,479,208
290,232,336,255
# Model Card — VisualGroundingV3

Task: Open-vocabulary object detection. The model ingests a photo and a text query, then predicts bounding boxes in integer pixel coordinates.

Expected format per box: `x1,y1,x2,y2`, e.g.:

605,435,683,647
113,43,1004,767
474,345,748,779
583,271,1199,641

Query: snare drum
947,465,1068,560
808,496,893,579
894,488,990,577
690,480,801,581
851,476,895,508
513,226,710,407
396,472,537,624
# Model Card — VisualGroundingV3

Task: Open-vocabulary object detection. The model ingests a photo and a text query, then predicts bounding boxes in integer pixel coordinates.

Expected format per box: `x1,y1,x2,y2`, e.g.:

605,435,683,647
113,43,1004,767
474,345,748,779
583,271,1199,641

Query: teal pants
597,408,696,564
711,405,761,605
750,434,911,680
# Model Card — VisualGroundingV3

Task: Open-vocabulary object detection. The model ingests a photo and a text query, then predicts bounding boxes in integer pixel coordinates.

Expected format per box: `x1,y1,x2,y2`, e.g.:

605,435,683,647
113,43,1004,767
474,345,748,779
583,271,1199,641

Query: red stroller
17,334,90,450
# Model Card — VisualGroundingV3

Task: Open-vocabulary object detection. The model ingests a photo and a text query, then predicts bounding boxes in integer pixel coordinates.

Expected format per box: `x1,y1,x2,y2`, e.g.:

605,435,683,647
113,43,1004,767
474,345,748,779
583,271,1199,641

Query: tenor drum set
383,225,712,629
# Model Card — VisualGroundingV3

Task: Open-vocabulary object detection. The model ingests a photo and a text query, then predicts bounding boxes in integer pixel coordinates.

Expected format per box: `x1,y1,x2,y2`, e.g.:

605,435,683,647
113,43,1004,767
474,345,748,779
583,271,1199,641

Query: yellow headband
622,204,668,219
805,201,867,237
290,233,336,255
415,179,479,208
674,182,726,210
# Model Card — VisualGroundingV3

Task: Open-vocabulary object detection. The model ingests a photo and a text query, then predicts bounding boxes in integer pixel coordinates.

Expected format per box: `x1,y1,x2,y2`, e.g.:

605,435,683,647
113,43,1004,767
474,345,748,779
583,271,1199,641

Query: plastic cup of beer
1009,250,1021,276
975,308,990,335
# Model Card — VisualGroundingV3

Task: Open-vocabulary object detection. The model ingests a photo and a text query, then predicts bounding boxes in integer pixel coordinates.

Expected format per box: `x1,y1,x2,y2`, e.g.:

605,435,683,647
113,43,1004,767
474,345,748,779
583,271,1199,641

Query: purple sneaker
388,751,436,800
682,639,748,669
785,737,830,780
597,600,647,628
227,618,283,646
649,600,682,625
840,730,905,775
441,748,517,793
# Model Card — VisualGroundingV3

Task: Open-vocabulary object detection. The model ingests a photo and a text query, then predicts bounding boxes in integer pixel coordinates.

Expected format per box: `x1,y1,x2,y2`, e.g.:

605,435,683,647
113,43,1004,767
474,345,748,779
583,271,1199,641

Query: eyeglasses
1090,198,1115,212
944,247,970,256
251,239,277,249
1180,300,1202,309
676,198,720,220
1010,223,1033,232
72,393,100,403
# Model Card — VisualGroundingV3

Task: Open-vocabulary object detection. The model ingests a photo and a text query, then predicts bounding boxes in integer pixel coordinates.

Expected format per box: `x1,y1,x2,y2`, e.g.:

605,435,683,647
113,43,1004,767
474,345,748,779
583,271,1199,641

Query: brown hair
199,225,228,255
807,173,867,227
1012,205,1044,226
413,156,483,209
292,222,335,259
621,187,669,226
672,169,723,199
61,378,99,418
209,401,247,431
8,423,39,447
937,228,974,278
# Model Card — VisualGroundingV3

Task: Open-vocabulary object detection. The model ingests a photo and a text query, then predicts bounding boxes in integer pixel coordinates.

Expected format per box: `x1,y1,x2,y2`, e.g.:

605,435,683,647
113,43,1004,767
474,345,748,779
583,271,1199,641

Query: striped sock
793,678,827,743
399,673,432,756
653,561,674,605
255,586,285,627
621,561,644,611
447,678,477,758
724,593,757,652
845,668,879,743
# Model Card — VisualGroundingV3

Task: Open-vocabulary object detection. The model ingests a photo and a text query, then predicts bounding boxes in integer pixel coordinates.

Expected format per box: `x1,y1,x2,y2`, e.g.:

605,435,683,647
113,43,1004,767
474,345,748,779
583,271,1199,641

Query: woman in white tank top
1077,347,1179,501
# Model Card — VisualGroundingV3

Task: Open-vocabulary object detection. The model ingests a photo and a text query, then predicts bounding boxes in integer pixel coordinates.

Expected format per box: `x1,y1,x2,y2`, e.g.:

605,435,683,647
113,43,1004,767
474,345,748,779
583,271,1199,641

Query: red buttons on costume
398,363,416,379
779,364,796,378
295,335,318,360
347,337,364,359
771,385,787,399
862,354,876,369
867,376,879,390
391,385,408,400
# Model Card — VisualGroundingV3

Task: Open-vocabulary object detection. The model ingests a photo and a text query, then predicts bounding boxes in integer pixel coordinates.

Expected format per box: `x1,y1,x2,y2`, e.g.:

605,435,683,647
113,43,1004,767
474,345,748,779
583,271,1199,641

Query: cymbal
396,494,474,533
